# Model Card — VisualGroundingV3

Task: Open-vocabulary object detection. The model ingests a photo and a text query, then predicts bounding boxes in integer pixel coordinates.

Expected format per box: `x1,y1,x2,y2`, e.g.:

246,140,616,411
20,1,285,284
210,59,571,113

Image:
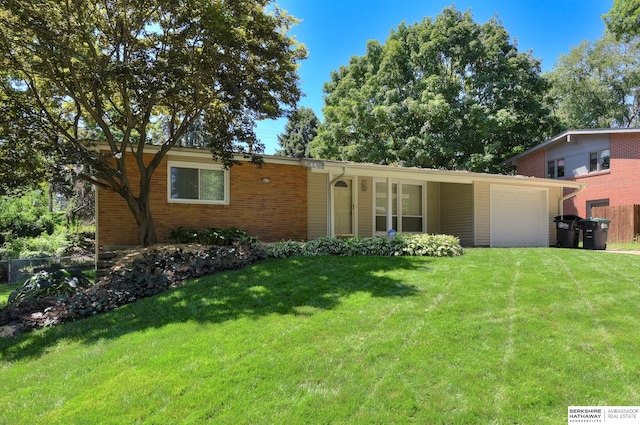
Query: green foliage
7,269,92,306
0,190,61,241
275,107,320,158
603,0,640,41
312,6,559,172
399,233,465,257
0,0,306,246
547,33,640,129
168,227,256,246
0,189,95,259
265,234,463,258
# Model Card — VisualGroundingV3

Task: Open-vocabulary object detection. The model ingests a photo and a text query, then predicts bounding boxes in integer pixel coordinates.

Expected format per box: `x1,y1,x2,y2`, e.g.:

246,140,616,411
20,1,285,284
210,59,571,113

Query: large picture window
375,180,423,233
168,161,229,204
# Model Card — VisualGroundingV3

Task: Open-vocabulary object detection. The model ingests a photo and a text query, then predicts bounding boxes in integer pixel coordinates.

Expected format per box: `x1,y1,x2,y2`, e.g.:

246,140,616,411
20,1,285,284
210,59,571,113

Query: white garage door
491,186,548,247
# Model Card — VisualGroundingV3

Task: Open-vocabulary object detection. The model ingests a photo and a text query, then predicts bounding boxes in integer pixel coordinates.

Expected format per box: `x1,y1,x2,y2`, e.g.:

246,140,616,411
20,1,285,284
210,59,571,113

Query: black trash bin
579,218,611,250
554,215,582,248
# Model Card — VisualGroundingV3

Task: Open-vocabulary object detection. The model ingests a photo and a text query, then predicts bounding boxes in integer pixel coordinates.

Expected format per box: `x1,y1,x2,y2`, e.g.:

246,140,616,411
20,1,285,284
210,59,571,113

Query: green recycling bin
579,218,611,250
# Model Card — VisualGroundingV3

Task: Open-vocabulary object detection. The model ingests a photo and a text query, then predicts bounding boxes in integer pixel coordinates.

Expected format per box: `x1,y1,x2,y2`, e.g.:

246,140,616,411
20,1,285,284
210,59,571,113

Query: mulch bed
0,243,266,337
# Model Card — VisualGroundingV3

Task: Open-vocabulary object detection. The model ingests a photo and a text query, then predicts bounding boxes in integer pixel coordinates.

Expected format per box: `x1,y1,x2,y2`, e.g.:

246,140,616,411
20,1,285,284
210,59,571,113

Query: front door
334,179,353,235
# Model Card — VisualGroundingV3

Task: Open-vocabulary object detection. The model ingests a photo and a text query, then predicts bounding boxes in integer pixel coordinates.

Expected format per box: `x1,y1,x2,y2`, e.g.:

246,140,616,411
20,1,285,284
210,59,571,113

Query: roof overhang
314,160,583,189
503,128,640,168
95,142,583,190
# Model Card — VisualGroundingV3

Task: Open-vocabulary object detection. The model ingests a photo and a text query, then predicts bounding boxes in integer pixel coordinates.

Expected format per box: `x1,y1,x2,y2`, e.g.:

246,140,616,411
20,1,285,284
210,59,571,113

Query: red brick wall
515,149,546,178
564,132,640,217
97,153,308,246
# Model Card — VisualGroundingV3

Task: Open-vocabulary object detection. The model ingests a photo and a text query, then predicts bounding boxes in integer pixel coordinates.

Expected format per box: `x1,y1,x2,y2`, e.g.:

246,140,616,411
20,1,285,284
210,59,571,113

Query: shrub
400,234,465,257
264,240,307,258
264,234,463,259
7,268,92,306
168,226,256,246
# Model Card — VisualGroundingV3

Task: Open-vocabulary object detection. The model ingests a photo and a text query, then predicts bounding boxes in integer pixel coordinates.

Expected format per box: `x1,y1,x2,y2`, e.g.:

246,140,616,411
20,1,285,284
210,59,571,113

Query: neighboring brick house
96,144,582,250
504,128,640,218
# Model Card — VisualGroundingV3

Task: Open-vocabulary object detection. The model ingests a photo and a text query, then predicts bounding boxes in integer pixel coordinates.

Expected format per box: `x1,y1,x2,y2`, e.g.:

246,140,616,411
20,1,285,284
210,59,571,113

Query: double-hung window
168,161,229,204
374,180,424,233
589,149,610,172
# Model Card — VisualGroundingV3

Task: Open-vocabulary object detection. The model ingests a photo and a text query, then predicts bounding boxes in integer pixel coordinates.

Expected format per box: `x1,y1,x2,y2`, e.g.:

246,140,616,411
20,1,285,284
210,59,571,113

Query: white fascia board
317,162,583,189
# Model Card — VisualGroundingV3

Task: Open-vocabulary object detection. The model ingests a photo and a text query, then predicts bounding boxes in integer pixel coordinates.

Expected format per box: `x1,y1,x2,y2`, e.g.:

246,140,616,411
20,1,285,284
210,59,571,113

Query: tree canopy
310,7,559,172
0,0,306,245
603,0,640,40
547,33,640,129
275,107,319,158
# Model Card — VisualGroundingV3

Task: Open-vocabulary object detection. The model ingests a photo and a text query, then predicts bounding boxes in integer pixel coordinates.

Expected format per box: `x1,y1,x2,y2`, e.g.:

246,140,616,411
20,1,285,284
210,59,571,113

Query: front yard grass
1,248,639,424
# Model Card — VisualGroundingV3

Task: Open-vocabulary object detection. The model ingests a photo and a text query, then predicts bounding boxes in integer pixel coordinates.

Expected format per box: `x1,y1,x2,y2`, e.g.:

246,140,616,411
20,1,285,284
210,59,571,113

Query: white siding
474,181,491,246
441,183,474,246
307,172,328,240
426,181,441,234
358,177,373,237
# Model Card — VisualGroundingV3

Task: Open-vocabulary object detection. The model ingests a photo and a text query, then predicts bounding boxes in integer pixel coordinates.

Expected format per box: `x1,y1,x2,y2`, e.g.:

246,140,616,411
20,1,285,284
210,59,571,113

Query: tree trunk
123,189,158,247
135,202,157,247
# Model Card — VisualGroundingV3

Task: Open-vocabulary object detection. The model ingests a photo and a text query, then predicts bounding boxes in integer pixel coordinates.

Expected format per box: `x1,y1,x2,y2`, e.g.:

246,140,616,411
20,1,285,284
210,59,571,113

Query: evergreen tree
276,107,319,158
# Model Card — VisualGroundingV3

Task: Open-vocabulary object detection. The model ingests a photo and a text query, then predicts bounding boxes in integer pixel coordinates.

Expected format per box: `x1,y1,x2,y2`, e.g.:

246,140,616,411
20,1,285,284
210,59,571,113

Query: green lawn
1,248,639,424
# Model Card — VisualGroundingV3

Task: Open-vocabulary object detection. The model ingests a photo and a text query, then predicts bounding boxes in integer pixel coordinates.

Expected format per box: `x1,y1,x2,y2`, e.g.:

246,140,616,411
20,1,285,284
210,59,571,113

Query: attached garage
490,186,549,247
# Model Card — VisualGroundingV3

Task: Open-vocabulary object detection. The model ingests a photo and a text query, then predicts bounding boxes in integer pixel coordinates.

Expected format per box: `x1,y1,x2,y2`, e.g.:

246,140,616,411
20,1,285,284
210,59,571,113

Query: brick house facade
97,149,307,247
504,129,640,218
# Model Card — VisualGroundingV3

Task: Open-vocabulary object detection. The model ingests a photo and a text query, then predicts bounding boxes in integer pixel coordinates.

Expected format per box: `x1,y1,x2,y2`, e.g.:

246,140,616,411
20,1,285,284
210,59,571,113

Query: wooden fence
591,204,640,244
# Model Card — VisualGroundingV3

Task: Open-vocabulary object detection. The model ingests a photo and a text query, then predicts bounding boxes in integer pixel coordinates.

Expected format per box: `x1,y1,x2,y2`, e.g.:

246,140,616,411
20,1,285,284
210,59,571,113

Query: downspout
559,183,587,216
329,167,347,186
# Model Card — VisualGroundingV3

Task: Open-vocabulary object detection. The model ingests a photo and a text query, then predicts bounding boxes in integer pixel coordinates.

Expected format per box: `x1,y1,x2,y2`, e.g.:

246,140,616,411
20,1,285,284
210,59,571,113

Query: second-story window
589,149,610,172
547,158,565,178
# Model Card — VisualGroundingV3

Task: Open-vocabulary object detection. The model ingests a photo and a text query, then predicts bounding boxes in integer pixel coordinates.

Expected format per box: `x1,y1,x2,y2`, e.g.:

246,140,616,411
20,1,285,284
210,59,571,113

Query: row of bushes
264,234,464,258
167,227,465,259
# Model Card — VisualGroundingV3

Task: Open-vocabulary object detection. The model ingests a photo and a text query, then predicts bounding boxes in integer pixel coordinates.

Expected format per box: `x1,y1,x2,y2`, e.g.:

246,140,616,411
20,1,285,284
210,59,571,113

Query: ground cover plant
265,234,464,258
1,248,638,424
0,235,462,336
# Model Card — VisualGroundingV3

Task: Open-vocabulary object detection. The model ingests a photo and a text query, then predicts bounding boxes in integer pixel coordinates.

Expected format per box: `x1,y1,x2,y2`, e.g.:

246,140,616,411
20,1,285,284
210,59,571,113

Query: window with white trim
374,180,424,233
588,149,610,172
168,161,229,204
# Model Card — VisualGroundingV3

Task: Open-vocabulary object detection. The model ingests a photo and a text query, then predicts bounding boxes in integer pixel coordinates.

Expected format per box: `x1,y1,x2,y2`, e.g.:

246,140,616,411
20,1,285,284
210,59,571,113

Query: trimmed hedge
265,234,464,258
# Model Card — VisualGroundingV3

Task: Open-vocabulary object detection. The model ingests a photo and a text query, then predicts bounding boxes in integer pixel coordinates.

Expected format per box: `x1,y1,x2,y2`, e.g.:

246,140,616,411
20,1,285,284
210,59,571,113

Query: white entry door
334,179,353,235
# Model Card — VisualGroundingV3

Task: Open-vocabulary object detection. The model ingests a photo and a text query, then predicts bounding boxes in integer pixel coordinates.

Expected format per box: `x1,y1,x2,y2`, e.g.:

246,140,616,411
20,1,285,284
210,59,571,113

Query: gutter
559,183,587,216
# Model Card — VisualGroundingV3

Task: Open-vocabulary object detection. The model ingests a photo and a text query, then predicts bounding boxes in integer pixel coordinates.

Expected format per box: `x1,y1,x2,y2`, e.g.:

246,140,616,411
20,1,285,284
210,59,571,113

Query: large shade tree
603,0,640,40
0,0,306,245
547,33,640,129
311,7,559,172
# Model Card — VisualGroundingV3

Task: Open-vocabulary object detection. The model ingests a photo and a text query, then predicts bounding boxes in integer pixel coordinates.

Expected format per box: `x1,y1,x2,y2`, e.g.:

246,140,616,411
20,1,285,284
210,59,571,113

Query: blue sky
256,0,613,154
